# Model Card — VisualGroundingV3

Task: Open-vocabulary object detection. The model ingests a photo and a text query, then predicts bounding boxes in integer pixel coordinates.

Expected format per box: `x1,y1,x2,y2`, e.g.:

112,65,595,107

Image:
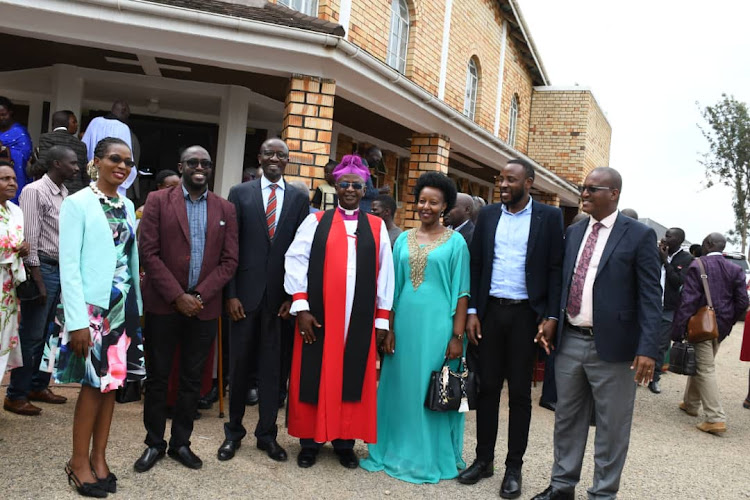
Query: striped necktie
266,184,278,238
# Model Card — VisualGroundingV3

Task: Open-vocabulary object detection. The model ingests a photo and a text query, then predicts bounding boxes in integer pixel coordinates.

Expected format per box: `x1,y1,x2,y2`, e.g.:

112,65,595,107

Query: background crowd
2,95,750,500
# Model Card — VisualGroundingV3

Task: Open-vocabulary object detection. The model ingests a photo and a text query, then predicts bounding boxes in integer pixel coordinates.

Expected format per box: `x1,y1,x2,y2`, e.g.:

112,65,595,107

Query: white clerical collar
706,252,722,256
53,127,68,132
337,204,358,216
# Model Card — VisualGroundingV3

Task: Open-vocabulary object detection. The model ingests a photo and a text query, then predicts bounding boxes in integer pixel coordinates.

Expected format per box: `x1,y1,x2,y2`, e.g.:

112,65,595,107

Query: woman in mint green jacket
42,137,143,497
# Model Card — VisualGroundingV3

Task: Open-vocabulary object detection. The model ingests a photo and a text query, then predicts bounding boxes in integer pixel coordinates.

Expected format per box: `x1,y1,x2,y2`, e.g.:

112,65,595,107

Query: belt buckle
581,326,594,336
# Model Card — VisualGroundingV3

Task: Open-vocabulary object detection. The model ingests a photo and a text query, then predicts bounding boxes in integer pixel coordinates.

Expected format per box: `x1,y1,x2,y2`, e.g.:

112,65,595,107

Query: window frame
387,0,410,74
463,58,479,121
277,0,319,17
508,94,519,147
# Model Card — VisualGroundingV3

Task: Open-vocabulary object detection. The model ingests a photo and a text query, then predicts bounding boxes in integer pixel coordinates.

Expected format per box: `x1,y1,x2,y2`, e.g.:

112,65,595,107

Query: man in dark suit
37,110,89,193
671,232,748,435
458,159,563,499
135,146,238,471
444,192,475,244
532,167,662,500
649,227,693,393
217,138,310,463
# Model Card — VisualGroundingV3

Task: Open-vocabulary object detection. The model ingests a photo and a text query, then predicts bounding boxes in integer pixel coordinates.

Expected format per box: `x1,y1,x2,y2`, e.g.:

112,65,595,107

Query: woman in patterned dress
0,162,29,375
361,172,470,483
42,137,144,497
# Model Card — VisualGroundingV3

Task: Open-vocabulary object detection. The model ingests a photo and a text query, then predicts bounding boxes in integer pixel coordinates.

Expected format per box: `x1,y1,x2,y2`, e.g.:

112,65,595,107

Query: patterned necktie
266,184,278,238
567,222,603,317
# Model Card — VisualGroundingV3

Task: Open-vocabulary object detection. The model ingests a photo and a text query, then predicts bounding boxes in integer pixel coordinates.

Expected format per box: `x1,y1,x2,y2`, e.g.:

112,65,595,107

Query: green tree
699,94,750,256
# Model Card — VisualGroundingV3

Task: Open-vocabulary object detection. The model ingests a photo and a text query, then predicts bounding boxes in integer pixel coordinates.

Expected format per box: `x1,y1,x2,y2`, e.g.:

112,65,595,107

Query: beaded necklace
89,182,124,209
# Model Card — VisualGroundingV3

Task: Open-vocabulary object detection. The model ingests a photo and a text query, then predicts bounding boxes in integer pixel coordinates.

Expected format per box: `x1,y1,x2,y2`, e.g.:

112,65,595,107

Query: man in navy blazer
532,167,662,500
218,138,310,463
459,159,563,499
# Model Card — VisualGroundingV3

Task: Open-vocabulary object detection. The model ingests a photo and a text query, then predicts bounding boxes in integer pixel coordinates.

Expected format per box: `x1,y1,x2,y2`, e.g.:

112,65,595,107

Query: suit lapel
595,213,629,279
201,193,221,276
250,181,269,241
525,201,542,268
171,186,190,243
565,221,588,286
274,181,293,236
485,204,503,263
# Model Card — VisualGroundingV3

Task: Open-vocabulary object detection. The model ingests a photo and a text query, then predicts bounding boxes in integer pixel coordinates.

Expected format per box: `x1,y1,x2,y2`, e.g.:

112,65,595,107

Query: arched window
278,0,318,16
387,0,410,73
463,58,479,120
508,94,519,147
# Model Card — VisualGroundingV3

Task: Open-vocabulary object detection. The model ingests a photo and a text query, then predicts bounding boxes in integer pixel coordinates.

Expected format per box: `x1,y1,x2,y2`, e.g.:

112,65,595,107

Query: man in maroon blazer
135,145,238,471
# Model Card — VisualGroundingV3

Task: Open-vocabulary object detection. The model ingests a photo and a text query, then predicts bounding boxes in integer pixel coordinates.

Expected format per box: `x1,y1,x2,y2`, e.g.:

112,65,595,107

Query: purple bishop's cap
332,155,370,182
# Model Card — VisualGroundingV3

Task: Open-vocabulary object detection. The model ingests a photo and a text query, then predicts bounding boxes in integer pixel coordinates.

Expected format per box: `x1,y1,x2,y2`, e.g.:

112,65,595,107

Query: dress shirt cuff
290,299,310,315
547,317,558,321
24,255,40,267
467,308,478,315
375,318,389,330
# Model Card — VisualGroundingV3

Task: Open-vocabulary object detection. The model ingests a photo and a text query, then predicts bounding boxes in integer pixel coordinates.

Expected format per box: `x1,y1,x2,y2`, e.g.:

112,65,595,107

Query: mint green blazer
59,187,142,331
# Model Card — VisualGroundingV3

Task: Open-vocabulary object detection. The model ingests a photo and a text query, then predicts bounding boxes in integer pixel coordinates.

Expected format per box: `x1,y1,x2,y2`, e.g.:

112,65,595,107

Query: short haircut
0,96,13,111
365,145,381,156
93,137,130,159
689,244,702,257
156,169,179,186
51,110,74,129
507,157,535,181
669,227,686,244
325,159,338,171
375,194,397,216
414,171,458,214
45,145,75,168
591,166,623,190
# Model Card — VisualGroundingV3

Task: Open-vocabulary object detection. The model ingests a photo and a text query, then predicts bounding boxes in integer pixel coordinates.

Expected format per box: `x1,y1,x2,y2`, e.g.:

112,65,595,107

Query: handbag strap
695,257,714,309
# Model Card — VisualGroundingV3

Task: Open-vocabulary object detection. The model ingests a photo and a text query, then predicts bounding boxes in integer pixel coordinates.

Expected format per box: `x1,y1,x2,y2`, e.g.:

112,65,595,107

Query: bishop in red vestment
284,155,394,469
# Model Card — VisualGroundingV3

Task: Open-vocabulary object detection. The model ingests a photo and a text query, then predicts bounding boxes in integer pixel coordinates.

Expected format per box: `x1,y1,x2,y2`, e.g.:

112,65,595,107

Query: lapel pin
220,220,226,226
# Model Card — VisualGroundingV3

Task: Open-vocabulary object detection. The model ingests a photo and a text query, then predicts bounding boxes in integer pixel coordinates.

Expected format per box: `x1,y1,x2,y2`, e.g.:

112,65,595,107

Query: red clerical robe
284,208,394,443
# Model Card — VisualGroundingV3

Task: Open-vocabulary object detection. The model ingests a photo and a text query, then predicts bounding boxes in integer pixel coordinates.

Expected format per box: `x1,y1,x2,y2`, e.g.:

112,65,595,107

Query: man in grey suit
217,138,310,463
532,167,662,500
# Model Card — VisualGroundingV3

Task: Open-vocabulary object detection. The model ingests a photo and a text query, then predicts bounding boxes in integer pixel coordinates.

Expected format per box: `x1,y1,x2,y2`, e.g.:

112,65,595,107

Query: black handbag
425,356,477,412
16,279,42,302
115,380,142,404
668,341,697,376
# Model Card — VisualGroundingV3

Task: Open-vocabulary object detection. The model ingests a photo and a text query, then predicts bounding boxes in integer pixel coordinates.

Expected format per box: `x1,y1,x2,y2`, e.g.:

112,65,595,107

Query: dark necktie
266,184,278,238
567,222,603,317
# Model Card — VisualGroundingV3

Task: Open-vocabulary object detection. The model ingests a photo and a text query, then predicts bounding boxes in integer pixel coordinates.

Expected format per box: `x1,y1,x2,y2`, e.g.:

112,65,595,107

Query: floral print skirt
41,281,145,393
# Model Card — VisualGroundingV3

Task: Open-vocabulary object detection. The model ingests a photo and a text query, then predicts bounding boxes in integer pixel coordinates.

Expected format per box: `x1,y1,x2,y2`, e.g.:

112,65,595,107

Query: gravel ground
2,324,749,500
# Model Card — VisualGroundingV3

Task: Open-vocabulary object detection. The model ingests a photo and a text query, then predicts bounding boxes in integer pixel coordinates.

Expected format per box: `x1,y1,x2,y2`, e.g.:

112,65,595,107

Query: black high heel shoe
65,462,108,498
91,461,117,493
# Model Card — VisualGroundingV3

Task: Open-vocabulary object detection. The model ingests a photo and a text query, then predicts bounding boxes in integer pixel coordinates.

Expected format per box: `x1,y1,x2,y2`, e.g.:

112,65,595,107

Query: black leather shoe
648,380,661,394
198,384,219,409
297,448,318,468
246,387,259,406
335,449,359,469
457,459,493,484
539,399,557,412
500,469,522,499
168,446,203,469
133,447,165,473
257,439,288,462
217,439,241,461
531,485,574,500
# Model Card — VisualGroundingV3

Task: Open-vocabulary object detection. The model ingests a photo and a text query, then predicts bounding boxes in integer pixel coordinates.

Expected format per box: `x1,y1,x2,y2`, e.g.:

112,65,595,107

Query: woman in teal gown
361,172,470,484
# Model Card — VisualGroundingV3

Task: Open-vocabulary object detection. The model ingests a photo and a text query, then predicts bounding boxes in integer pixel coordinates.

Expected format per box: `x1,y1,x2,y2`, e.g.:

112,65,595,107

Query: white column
493,21,508,137
26,99,44,148
339,0,353,39
215,85,250,198
51,64,84,126
437,0,454,101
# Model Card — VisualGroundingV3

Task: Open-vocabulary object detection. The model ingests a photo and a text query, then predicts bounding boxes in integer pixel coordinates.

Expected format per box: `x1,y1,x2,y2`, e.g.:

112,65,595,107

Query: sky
519,0,750,250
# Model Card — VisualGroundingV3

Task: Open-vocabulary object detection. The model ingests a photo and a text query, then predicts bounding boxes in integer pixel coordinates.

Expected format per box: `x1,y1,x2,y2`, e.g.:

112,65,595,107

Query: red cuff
292,293,309,302
375,309,390,320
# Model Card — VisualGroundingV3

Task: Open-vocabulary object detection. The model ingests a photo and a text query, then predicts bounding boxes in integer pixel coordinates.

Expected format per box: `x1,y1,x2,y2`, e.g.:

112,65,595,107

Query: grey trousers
550,329,637,500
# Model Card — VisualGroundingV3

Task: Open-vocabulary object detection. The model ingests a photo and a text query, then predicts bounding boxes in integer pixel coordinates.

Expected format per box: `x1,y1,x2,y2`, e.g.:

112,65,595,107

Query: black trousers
279,317,294,397
143,312,217,450
475,300,537,469
224,302,281,443
300,438,354,452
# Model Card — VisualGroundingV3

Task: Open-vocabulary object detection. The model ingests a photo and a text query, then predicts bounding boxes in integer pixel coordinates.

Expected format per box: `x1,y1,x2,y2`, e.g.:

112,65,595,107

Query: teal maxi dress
361,228,470,484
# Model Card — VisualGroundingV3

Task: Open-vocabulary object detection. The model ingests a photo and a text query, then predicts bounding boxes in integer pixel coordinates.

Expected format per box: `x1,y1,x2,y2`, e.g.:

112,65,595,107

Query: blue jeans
7,261,61,400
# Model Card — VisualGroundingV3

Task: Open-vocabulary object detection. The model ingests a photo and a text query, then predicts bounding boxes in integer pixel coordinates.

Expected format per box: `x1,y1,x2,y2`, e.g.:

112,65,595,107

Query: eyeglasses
261,150,289,160
105,154,136,168
578,185,615,194
337,181,364,190
183,158,213,169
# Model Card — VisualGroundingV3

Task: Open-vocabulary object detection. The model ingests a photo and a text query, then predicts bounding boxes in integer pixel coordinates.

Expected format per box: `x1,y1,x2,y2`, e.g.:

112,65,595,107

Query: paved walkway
2,325,749,499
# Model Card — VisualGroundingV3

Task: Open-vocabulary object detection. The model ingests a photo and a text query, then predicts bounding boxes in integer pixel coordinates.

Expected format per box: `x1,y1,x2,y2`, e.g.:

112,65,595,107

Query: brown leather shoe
28,388,67,404
679,402,698,417
3,397,42,415
696,421,726,435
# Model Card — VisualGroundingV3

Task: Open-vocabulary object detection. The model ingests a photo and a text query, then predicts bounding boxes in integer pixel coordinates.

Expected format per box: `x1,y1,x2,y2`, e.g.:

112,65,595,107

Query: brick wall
402,133,450,229
527,89,611,186
497,37,533,153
